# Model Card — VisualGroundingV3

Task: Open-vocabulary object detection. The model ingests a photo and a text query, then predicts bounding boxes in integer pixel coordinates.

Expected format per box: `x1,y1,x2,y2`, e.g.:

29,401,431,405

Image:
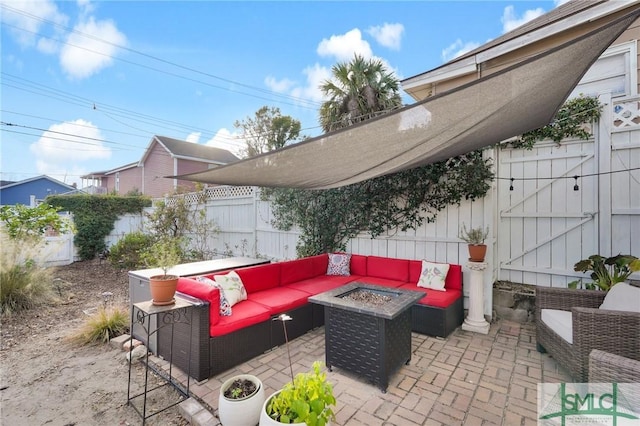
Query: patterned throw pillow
195,276,232,316
213,271,248,307
417,261,450,291
327,253,351,276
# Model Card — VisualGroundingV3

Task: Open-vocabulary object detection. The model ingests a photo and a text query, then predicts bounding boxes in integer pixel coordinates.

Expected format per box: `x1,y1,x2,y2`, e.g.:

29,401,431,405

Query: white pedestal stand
462,261,490,334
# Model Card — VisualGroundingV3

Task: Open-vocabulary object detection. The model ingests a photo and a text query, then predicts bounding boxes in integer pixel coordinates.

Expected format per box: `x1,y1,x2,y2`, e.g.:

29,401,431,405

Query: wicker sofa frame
157,255,464,382
589,349,640,383
535,286,640,382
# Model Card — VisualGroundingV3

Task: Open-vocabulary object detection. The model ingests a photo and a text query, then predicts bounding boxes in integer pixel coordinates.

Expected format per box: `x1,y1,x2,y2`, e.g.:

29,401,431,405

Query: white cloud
30,119,111,162
554,0,571,6
60,16,127,79
265,76,297,93
0,0,68,47
441,39,480,62
185,132,201,143
501,5,546,33
367,23,404,50
29,120,110,186
317,28,373,62
203,129,245,157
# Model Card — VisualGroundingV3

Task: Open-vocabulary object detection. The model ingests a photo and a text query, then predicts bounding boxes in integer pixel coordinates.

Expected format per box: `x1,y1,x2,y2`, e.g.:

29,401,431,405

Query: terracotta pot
219,374,265,426
468,244,487,262
149,275,178,306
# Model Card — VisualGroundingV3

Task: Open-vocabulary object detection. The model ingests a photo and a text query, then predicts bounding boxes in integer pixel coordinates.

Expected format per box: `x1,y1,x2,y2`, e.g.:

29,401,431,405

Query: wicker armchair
535,287,640,382
589,349,640,383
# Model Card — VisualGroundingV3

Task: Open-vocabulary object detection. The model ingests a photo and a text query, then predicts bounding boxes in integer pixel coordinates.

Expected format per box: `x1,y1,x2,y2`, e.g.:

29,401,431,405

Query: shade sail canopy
176,11,638,190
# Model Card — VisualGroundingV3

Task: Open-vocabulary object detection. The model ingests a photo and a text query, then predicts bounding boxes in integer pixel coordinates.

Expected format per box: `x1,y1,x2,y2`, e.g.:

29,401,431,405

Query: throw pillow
327,253,351,276
416,260,450,291
195,276,232,316
599,282,640,313
213,271,248,307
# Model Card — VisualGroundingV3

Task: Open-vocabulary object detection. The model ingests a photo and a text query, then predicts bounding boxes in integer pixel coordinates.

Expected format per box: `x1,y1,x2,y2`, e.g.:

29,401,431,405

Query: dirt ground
0,259,190,426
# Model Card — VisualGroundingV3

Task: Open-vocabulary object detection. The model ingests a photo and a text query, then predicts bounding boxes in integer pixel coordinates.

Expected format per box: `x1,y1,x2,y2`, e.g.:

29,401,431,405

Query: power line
0,4,323,109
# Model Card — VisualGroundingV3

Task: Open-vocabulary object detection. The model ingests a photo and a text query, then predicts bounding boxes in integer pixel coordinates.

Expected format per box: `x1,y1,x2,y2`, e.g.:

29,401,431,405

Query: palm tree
319,55,403,133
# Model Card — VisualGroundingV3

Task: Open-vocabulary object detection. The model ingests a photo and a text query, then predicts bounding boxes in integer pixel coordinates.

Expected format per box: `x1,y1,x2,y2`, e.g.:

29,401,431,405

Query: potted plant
260,361,336,426
218,374,265,426
141,236,183,305
459,223,489,262
568,254,640,291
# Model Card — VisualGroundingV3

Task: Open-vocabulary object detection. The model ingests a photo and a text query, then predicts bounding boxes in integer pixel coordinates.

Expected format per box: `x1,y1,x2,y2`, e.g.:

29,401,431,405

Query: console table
127,297,194,425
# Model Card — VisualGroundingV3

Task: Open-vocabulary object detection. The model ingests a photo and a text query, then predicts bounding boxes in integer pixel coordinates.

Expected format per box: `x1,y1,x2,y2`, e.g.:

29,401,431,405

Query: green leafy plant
568,254,640,291
458,223,489,245
108,231,154,269
71,305,129,345
265,361,336,425
140,236,183,278
503,95,602,150
47,195,151,260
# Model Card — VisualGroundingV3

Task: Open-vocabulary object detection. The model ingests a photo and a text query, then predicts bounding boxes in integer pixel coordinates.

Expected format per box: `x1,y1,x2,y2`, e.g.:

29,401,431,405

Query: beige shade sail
175,10,639,190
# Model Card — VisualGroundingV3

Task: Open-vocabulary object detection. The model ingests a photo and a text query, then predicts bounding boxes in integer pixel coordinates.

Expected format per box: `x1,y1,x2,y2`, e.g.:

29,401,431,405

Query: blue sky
1,0,565,188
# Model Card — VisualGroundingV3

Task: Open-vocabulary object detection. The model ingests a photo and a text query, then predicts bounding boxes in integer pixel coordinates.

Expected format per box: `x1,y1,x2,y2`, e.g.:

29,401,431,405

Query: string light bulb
573,176,579,191
509,177,514,191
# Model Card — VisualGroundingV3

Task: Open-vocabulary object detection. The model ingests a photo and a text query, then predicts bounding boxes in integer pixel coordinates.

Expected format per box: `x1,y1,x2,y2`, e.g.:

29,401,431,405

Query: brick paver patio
165,319,571,425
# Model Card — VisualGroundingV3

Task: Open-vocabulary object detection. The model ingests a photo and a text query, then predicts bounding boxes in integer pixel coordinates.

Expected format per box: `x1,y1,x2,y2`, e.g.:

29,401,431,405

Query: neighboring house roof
0,180,15,187
0,175,75,191
139,135,239,166
401,0,637,95
81,162,138,179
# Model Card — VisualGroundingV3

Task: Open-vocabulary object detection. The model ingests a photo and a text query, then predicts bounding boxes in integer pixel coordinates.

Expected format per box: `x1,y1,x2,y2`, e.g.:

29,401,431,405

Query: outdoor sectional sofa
157,253,463,381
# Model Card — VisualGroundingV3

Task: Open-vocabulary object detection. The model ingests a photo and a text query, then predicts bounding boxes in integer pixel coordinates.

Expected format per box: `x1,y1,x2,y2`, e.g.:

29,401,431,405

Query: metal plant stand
127,297,194,425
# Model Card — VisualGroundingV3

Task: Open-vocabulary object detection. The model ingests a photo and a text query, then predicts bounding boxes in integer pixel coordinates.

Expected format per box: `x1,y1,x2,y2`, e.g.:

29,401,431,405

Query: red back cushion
409,260,462,291
280,257,319,285
350,254,367,276
366,256,409,281
235,263,281,293
177,277,220,326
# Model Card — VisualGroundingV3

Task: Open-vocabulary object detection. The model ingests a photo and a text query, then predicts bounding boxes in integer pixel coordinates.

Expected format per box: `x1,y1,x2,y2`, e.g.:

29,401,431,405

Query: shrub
109,232,154,269
71,305,129,345
0,231,55,315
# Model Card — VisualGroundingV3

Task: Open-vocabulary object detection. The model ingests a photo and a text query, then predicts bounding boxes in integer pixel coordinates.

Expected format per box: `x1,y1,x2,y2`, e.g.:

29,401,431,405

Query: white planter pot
218,374,265,426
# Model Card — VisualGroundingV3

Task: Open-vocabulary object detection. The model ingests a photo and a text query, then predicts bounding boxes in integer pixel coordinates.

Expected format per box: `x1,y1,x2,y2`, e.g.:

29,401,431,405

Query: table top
128,256,270,279
308,282,425,320
133,296,195,315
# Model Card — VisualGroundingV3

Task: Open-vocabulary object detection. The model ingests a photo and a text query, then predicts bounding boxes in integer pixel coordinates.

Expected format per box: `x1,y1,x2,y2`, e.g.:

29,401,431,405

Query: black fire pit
309,282,425,392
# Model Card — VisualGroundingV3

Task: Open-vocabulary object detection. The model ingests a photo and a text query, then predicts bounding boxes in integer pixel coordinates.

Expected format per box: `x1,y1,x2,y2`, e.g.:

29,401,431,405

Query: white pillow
417,260,450,291
541,309,573,344
213,271,247,307
599,282,640,313
327,253,351,276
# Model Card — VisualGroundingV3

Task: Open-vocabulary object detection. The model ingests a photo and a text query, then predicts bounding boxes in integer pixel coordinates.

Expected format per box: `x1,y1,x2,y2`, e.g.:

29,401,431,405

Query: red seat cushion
350,254,367,275
285,275,361,295
398,283,461,308
249,287,311,314
210,300,271,336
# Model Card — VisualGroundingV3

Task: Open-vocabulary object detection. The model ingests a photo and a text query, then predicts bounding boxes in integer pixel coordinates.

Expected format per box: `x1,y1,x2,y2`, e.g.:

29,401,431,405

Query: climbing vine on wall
47,195,151,260
502,95,603,150
263,150,494,257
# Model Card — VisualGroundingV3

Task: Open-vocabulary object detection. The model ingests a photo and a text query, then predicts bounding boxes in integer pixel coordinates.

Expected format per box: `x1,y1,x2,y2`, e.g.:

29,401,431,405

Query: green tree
0,203,72,243
319,54,402,132
234,106,303,157
263,55,494,256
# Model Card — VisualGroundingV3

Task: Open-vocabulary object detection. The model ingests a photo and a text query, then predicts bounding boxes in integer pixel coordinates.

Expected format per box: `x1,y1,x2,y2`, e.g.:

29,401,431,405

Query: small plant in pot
459,223,489,262
141,236,183,306
219,374,265,426
260,361,336,426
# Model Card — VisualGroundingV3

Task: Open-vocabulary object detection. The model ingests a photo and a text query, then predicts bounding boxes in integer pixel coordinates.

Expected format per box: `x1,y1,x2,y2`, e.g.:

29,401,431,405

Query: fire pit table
309,282,425,392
